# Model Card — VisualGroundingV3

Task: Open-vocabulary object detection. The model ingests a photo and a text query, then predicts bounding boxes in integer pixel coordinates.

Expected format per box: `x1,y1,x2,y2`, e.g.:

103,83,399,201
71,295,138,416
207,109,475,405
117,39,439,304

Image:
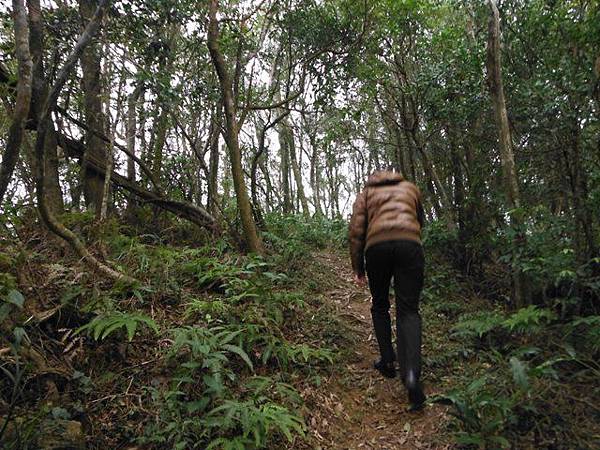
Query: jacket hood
366,170,404,186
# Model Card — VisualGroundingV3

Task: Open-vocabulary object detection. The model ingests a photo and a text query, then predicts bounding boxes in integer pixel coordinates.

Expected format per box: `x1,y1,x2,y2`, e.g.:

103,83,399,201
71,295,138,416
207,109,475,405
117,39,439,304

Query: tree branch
0,0,33,203
33,0,138,285
55,105,162,192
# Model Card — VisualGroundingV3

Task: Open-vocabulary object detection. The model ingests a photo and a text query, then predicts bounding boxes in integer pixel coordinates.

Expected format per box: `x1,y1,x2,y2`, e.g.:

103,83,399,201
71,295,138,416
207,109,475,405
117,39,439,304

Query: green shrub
230,323,334,371
452,306,557,345
76,311,159,341
0,273,24,325
430,300,464,318
141,380,305,450
502,305,556,334
565,315,600,354
264,214,346,249
422,219,458,254
436,352,567,449
451,311,505,341
139,325,306,449
262,214,347,272
437,376,514,449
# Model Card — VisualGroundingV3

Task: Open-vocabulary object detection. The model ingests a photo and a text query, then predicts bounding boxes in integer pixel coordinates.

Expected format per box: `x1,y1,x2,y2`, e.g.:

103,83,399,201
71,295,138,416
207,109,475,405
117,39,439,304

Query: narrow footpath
302,250,452,450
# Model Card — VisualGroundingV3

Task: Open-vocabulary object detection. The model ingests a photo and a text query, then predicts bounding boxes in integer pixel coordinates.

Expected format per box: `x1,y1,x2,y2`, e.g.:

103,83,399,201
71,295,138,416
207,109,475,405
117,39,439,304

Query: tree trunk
34,0,135,284
487,0,526,308
286,123,309,217
567,121,596,262
0,0,33,204
312,153,323,217
207,100,222,215
404,100,451,215
207,0,263,253
251,121,267,222
447,124,467,268
125,85,142,216
378,93,407,176
28,0,63,213
463,115,490,273
259,155,277,211
487,1,521,210
62,136,217,230
278,123,292,213
79,0,107,217
100,85,118,221
99,122,113,220
151,104,169,180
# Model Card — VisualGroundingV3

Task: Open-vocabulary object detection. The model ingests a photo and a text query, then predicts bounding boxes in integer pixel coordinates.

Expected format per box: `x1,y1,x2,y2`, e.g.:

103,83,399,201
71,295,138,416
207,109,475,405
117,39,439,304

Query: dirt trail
303,250,451,450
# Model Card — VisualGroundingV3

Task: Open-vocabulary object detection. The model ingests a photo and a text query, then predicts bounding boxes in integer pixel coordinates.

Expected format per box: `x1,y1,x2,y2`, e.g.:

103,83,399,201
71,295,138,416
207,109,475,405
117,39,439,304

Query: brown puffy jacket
348,171,424,275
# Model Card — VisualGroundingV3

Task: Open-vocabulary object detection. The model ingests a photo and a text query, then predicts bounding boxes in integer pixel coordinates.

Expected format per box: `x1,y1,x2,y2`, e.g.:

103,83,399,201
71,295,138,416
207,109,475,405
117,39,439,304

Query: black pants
365,239,424,381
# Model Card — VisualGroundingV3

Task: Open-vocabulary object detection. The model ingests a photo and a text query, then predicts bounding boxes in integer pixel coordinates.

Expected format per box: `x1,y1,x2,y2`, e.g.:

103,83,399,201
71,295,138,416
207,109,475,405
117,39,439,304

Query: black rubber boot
397,313,426,411
405,369,426,411
374,359,396,378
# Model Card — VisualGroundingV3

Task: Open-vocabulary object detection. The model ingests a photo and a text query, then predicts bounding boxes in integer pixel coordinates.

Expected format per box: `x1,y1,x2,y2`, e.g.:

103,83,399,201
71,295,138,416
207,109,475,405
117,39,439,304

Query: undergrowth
2,210,597,449
422,216,600,449
0,213,347,449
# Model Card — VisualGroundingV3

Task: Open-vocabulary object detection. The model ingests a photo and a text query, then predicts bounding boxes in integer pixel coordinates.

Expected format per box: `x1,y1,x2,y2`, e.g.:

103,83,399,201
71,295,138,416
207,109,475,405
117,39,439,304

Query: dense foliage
1,0,599,448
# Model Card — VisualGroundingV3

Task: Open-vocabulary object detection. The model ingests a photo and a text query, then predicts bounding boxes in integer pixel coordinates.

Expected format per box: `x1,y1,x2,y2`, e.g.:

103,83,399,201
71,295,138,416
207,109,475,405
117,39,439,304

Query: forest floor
300,250,453,450
3,230,597,449
3,224,467,450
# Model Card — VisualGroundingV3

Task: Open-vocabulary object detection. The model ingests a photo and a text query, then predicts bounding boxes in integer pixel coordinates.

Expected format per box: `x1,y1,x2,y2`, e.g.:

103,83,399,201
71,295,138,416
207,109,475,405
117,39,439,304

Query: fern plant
77,311,159,341
436,350,569,449
502,305,556,334
452,306,557,345
141,387,305,450
434,376,515,449
236,323,334,370
204,400,305,449
140,325,306,450
451,311,505,340
170,326,254,371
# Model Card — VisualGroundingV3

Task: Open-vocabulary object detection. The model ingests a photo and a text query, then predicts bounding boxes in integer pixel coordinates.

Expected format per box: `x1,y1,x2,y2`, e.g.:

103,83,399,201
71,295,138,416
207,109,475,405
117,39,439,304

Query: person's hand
354,273,367,287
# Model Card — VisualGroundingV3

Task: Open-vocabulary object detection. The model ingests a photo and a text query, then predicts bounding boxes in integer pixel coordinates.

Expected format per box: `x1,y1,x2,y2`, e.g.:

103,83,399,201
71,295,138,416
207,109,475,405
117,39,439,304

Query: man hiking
348,169,426,411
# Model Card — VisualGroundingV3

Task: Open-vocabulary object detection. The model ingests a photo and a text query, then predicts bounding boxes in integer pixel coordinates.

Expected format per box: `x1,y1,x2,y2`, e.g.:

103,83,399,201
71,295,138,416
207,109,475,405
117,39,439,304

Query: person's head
366,168,405,187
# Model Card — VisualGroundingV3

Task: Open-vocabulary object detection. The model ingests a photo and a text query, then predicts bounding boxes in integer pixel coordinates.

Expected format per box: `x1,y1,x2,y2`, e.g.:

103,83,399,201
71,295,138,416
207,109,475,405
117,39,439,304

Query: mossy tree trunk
486,0,527,308
207,0,263,254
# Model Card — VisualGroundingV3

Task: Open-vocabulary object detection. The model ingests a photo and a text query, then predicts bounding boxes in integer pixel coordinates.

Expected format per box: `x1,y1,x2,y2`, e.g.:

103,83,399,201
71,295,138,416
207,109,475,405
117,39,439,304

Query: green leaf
0,303,12,322
101,321,125,340
139,316,160,334
0,365,16,383
125,319,137,341
455,433,485,445
92,319,104,340
13,327,27,346
186,397,210,413
510,357,529,391
5,289,24,308
489,435,511,448
467,376,487,393
51,407,71,420
222,344,254,371
77,312,158,341
562,343,577,358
